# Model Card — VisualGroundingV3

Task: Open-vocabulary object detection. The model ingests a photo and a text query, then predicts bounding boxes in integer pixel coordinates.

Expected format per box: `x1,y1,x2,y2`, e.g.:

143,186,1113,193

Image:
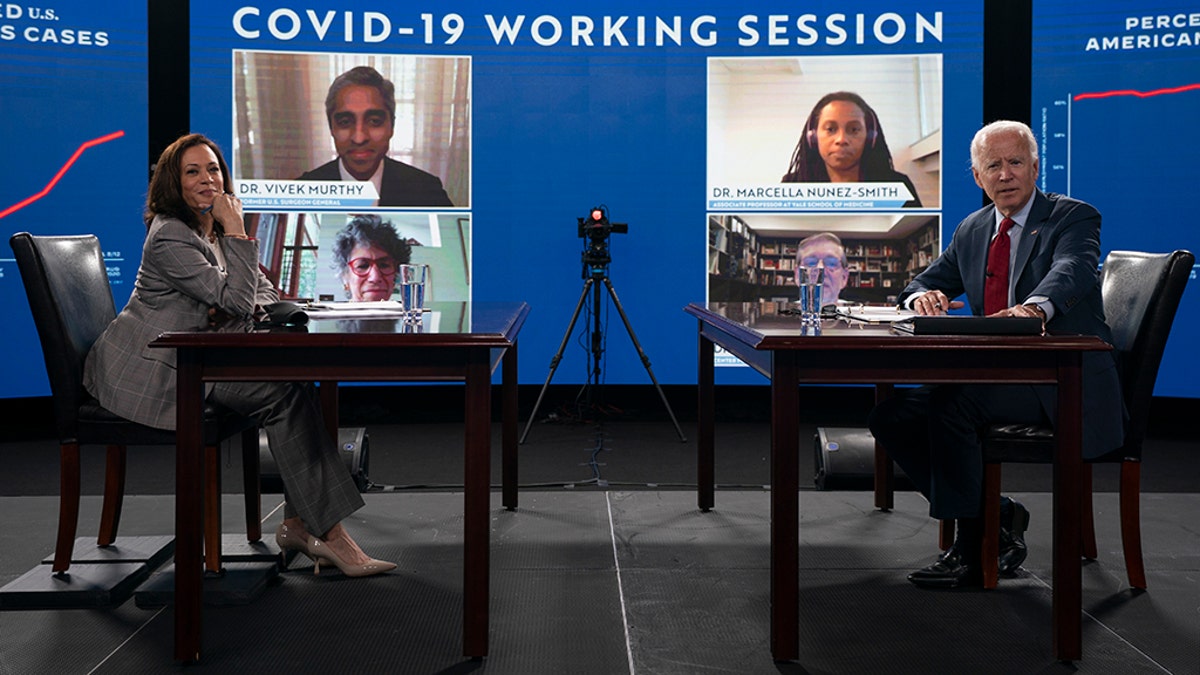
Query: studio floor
1,416,1198,674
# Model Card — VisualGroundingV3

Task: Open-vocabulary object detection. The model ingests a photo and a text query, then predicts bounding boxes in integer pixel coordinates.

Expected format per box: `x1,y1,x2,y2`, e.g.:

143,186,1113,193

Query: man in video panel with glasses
793,232,851,306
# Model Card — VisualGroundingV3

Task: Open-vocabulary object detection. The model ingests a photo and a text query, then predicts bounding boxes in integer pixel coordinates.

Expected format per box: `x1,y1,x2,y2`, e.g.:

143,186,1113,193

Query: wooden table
685,302,1112,662
152,301,529,663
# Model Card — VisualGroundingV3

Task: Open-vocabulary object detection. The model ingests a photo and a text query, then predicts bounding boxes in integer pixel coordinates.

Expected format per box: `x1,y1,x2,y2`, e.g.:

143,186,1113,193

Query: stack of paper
835,305,917,324
303,300,408,319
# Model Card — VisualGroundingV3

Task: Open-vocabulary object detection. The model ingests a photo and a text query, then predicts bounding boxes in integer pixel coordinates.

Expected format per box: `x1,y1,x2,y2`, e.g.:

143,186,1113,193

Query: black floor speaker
259,427,370,493
813,426,913,491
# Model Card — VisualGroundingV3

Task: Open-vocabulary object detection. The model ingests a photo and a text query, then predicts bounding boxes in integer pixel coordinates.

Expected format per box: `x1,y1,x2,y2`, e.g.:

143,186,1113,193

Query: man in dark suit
868,120,1125,588
298,65,453,207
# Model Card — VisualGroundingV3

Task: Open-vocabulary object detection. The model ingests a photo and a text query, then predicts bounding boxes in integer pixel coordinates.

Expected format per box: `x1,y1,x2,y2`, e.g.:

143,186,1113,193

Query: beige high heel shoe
306,537,396,577
274,522,313,570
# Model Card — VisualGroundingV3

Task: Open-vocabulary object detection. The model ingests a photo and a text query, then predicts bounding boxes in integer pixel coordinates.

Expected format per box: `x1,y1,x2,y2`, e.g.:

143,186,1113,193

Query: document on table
835,305,918,324
303,300,409,319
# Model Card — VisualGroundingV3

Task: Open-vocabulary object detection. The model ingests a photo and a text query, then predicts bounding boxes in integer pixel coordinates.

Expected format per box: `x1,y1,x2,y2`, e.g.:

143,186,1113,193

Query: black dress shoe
999,499,1030,576
908,545,982,589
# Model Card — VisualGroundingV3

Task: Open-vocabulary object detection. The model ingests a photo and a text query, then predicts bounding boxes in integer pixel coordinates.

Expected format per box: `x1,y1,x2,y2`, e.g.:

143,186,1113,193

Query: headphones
804,100,879,151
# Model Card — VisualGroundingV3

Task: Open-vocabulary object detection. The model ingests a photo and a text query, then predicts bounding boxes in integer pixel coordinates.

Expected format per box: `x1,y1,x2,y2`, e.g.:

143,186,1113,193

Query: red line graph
0,130,125,220
1074,83,1200,101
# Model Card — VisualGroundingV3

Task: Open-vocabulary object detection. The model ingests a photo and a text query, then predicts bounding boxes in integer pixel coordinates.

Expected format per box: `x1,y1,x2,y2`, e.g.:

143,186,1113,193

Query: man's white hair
970,120,1038,171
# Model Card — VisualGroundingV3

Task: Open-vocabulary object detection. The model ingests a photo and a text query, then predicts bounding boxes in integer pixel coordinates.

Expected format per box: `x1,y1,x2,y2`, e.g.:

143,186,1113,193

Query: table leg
463,348,490,657
770,351,800,661
174,350,205,662
698,329,715,512
873,383,895,512
502,342,519,511
242,429,262,543
1053,354,1083,661
204,447,223,575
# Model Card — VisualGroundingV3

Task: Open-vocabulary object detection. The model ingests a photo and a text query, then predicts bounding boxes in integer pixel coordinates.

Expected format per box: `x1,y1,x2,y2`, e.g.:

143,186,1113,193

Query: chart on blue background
1033,2,1200,397
0,2,148,398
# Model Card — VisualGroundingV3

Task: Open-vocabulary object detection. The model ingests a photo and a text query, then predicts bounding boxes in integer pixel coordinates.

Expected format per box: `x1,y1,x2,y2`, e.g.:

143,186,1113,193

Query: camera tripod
520,267,687,444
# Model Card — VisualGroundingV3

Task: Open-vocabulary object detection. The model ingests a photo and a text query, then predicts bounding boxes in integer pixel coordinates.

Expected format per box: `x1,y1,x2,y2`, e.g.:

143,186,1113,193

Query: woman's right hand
207,306,234,327
210,192,247,236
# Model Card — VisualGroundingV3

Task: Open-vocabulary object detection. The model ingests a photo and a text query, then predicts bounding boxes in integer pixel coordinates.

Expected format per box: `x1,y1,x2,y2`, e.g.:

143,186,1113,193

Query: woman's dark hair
145,133,233,233
331,214,413,277
782,91,898,182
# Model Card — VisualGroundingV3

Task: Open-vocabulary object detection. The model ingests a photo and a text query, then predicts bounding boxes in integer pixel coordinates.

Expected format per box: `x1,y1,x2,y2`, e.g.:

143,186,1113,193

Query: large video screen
706,51,945,368
1033,2,1200,398
191,1,984,387
0,3,147,398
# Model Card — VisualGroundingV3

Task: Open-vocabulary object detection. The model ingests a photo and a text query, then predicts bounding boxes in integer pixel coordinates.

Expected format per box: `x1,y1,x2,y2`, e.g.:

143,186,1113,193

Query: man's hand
987,303,1044,321
913,291,965,315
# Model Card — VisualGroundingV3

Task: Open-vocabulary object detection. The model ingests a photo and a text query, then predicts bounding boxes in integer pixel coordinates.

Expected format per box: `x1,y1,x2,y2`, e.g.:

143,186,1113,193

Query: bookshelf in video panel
708,215,760,301
755,220,939,304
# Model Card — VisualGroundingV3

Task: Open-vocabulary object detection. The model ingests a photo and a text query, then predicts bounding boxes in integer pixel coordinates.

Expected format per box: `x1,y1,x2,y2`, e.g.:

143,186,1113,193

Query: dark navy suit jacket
899,189,1126,458
298,157,453,207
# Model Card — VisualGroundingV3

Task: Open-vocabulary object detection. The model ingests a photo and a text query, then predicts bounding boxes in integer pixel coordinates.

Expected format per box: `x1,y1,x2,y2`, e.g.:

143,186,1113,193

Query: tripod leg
521,279,594,444
602,279,687,442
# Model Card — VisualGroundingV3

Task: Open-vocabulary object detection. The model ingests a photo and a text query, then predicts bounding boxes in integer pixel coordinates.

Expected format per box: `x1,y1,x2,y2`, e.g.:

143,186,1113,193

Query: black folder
892,315,1043,336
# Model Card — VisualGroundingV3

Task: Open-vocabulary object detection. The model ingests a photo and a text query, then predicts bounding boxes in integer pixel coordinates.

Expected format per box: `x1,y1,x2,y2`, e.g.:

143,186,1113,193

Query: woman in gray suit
84,134,394,577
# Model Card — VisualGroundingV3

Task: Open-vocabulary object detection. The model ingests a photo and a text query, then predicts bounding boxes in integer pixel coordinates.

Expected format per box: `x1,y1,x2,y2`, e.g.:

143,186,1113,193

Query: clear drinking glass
398,264,428,324
797,265,824,325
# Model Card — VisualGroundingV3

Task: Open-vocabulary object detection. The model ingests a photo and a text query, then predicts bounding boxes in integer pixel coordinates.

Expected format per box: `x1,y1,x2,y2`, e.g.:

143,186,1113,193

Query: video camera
578,205,628,278
577,206,628,241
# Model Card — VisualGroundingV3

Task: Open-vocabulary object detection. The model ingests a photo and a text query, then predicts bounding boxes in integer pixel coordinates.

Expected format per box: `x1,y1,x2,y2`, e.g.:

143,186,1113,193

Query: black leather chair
977,249,1194,589
10,232,262,575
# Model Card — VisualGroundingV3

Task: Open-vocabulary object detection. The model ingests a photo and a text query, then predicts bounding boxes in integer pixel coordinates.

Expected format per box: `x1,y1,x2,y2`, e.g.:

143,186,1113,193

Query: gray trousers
209,381,364,536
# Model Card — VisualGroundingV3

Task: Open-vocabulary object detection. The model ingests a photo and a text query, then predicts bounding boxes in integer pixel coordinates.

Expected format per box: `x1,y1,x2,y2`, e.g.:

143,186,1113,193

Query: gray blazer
84,215,277,430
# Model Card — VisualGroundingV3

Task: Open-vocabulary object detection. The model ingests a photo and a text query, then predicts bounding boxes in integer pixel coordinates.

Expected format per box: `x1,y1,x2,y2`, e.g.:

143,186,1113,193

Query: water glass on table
398,264,428,324
795,265,824,325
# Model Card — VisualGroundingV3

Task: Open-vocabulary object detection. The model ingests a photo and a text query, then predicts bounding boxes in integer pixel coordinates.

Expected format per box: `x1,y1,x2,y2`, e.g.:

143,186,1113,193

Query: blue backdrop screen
0,2,986,398
190,1,985,388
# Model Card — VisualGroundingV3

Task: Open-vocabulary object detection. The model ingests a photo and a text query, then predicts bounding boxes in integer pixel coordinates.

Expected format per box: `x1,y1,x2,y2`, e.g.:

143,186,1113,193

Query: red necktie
984,217,1015,315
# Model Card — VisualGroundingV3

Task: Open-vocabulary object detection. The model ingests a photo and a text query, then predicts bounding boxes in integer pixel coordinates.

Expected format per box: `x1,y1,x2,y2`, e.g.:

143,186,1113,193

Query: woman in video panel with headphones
782,91,922,207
